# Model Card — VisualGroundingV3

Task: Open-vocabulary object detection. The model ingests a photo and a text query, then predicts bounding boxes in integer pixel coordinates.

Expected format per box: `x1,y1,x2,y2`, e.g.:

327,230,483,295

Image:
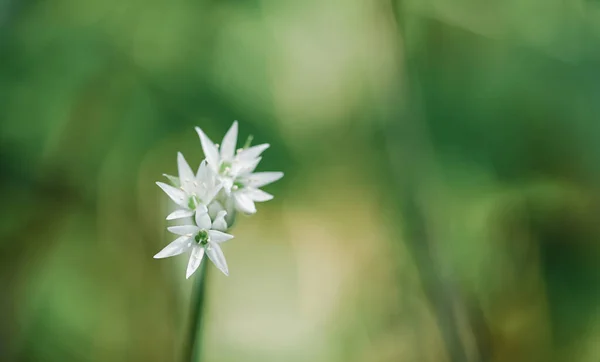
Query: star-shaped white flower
156,154,222,220
195,121,283,214
227,172,283,214
154,208,233,277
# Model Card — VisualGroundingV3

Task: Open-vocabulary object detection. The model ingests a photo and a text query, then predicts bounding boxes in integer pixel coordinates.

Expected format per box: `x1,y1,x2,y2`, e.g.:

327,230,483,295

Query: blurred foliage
1,0,599,362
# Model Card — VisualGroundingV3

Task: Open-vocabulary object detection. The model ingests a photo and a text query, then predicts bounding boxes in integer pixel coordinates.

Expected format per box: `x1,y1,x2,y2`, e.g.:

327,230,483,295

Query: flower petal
177,152,196,194
154,236,193,259
233,192,257,214
166,209,195,220
208,200,225,219
208,229,233,243
196,204,208,214
196,162,223,203
221,178,234,195
233,157,262,177
195,209,212,230
195,127,220,171
162,174,180,187
236,143,269,162
196,159,208,181
245,172,284,188
220,121,238,160
186,246,205,279
168,225,200,236
156,182,187,207
204,180,223,205
245,188,273,202
210,210,228,231
206,243,229,276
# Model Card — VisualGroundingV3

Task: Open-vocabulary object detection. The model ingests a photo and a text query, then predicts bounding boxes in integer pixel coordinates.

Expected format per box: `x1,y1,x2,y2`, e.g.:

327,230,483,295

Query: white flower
154,208,233,277
156,153,222,220
195,121,283,214
227,172,284,214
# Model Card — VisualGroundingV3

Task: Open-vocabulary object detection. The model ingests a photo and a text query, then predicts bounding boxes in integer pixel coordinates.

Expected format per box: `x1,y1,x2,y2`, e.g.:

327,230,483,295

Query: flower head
195,121,283,215
155,121,283,278
156,153,222,220
227,171,283,214
154,207,233,277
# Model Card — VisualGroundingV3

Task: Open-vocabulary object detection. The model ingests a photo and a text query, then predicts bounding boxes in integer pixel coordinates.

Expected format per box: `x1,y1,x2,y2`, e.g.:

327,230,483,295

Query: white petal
208,200,225,219
245,188,273,202
177,153,196,194
196,204,208,214
205,243,229,276
236,143,269,162
234,192,257,214
208,229,233,243
186,247,205,279
221,178,234,195
233,157,262,176
166,209,195,220
156,182,188,207
211,210,228,231
195,127,220,171
246,172,284,188
220,121,238,160
196,162,223,203
162,174,180,187
195,210,212,229
204,181,223,205
196,159,208,180
207,163,221,183
168,225,200,236
154,236,193,259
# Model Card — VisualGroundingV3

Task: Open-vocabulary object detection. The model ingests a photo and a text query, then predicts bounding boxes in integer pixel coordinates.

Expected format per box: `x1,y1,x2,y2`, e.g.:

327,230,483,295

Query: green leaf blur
1,1,599,362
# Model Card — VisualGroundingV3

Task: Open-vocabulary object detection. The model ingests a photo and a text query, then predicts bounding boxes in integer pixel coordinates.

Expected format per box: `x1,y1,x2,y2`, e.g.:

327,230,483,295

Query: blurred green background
1,0,599,361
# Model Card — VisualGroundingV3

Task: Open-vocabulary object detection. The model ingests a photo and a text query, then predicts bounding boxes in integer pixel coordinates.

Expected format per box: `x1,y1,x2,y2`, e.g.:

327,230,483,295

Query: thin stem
184,260,209,362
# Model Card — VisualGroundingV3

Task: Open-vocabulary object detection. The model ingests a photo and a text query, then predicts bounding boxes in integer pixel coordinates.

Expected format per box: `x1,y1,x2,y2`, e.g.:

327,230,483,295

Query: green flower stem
184,260,208,362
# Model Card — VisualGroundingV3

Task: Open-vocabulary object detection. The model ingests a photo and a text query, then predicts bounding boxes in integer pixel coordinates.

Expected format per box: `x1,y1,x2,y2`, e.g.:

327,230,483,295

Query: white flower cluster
154,121,283,278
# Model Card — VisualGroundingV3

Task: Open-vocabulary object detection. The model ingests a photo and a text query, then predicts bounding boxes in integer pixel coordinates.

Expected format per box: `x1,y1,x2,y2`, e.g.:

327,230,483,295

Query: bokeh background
1,0,599,361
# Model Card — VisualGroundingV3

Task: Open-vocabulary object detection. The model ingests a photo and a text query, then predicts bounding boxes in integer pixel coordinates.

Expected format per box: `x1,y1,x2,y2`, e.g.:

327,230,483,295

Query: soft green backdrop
1,1,599,361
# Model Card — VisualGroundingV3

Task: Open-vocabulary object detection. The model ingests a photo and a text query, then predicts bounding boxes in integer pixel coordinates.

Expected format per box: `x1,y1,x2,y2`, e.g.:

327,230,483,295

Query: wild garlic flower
155,121,283,278
154,207,233,277
156,153,222,220
195,121,283,214
225,171,284,214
